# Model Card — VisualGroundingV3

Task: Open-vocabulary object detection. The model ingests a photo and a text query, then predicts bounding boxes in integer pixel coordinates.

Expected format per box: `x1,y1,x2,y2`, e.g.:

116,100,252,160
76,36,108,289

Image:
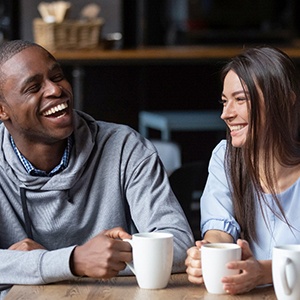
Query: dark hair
221,46,300,241
0,40,37,65
0,40,52,101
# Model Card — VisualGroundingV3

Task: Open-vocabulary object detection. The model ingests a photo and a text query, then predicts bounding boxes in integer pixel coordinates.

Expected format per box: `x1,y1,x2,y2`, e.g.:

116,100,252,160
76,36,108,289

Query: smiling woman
220,70,249,148
185,46,300,295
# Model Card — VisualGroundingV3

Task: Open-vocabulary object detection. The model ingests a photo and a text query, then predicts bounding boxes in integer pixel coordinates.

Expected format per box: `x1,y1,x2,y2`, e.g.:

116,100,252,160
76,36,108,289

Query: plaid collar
10,135,73,177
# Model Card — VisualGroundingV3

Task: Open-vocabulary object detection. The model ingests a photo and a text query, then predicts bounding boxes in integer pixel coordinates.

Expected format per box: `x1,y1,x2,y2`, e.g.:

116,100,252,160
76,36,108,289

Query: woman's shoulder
211,139,227,158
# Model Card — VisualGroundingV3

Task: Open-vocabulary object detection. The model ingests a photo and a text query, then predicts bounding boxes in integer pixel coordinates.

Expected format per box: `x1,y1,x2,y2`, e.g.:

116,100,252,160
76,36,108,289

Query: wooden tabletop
5,273,276,300
50,45,300,65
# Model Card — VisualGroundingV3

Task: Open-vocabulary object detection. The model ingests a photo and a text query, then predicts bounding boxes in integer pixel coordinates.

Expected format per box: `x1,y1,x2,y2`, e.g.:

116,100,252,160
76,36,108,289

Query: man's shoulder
96,120,139,139
75,111,155,152
75,110,139,138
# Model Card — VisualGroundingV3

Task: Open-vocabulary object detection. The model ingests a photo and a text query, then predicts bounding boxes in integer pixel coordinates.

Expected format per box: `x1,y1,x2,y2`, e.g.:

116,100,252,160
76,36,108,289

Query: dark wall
75,63,224,128
0,0,20,40
63,61,226,163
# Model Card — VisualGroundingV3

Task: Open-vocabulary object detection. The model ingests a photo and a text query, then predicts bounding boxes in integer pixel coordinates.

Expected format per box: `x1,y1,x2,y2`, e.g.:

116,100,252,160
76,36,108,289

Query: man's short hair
0,40,40,101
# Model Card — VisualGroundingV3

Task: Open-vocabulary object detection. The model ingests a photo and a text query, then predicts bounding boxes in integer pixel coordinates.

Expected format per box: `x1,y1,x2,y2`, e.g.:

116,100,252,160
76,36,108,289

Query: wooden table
5,273,276,300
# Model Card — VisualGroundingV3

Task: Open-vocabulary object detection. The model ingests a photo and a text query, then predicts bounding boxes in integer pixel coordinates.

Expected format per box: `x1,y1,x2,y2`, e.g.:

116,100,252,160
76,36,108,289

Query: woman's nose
221,101,236,120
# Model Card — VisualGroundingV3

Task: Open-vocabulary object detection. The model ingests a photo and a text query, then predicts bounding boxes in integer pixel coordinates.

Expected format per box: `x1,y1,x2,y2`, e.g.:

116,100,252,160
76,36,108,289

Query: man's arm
3,228,132,286
0,246,76,286
123,144,195,272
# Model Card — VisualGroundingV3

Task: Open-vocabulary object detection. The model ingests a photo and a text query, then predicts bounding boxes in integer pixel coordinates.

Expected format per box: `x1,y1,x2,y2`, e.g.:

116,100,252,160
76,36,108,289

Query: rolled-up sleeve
200,140,240,241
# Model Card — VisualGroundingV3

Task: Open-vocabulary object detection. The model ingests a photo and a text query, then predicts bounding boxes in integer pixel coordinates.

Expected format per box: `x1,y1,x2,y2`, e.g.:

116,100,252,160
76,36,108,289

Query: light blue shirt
201,140,300,260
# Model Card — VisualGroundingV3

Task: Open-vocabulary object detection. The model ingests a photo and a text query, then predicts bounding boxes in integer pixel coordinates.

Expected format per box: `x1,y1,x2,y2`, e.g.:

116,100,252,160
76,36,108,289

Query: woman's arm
203,230,234,243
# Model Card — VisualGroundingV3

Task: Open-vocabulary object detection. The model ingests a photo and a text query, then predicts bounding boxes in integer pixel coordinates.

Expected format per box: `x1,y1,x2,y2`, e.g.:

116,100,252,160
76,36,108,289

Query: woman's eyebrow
222,90,249,98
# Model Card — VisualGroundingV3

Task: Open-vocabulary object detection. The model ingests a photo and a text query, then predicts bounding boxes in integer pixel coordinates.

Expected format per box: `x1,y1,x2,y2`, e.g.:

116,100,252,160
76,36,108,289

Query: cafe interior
2,0,300,240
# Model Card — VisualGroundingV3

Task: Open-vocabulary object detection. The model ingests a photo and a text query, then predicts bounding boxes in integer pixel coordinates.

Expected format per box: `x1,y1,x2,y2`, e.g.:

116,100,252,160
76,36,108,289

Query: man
0,40,194,298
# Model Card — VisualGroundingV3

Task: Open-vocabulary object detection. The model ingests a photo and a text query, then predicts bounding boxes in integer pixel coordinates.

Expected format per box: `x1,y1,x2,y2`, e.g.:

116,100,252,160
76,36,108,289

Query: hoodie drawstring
20,187,33,239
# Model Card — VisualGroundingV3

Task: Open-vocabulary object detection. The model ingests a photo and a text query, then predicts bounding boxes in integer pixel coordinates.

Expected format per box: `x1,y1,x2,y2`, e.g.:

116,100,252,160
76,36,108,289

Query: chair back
151,139,181,176
169,160,208,240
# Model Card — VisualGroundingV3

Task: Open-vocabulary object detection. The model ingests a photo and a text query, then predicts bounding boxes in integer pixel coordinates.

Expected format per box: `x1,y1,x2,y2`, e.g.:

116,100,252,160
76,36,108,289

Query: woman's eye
218,99,226,105
236,97,247,102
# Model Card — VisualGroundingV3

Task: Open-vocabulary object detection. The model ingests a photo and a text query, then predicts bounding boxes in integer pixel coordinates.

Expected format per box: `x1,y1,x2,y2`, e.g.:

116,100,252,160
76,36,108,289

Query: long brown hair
221,46,300,242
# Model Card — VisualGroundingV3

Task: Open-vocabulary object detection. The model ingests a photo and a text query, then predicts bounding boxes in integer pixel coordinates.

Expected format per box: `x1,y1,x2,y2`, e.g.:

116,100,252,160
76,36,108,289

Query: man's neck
13,138,68,173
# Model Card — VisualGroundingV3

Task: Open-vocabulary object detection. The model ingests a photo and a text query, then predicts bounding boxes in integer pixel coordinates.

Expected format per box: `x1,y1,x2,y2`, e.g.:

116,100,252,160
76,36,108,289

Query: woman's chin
231,138,246,148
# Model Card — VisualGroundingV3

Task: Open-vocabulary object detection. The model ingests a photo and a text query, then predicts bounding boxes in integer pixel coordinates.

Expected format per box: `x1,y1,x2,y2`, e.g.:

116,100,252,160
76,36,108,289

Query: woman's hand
222,239,272,294
186,230,234,285
185,240,209,284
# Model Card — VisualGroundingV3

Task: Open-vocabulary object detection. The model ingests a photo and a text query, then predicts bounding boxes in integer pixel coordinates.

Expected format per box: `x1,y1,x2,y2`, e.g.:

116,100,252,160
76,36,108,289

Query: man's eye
52,73,65,82
26,84,40,93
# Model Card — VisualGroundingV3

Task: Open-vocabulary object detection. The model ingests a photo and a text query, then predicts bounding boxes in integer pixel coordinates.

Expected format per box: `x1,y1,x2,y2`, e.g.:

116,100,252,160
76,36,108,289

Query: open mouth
43,102,68,118
229,125,246,132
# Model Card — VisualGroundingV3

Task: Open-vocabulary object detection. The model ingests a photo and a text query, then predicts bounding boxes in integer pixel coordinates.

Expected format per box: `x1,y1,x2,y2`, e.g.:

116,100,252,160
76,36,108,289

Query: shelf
52,45,300,64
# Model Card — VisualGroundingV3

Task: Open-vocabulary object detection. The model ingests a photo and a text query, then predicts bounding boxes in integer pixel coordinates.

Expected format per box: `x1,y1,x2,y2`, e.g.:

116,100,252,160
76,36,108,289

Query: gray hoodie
0,111,194,298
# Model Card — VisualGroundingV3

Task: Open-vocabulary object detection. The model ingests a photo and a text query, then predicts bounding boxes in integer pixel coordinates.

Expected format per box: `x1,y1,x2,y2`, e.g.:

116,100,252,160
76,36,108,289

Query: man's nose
44,80,62,97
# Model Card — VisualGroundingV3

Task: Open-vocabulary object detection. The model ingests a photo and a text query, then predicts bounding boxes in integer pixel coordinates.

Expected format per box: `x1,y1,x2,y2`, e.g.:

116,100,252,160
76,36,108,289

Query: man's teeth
230,125,245,132
43,103,68,116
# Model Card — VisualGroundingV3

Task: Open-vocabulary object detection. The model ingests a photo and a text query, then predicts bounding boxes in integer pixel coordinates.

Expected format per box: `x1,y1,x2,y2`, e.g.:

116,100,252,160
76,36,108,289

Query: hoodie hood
0,110,98,191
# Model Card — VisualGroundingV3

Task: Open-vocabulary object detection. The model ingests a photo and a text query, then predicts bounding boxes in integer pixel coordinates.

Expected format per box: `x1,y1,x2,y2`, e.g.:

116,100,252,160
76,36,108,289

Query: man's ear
0,104,9,121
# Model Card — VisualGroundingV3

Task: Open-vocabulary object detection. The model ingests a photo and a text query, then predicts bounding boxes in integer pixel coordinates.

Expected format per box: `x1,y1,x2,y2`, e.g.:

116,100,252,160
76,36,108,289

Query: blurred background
12,0,298,47
2,0,300,239
1,0,299,165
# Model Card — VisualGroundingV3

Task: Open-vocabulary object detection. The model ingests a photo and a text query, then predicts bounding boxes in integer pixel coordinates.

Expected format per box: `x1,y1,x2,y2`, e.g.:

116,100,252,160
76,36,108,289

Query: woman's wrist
259,260,273,285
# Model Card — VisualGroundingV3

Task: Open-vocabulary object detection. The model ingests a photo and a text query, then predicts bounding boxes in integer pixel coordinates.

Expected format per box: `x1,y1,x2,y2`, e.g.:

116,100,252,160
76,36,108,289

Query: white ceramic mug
124,232,174,289
273,245,300,300
201,243,242,294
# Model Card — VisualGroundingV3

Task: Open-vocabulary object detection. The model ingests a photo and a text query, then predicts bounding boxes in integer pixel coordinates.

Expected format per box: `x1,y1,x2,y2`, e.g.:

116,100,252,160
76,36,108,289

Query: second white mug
273,245,300,300
124,232,174,289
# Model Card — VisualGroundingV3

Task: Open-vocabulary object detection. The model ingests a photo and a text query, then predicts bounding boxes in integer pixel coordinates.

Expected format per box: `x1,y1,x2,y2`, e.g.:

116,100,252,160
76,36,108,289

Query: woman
185,46,300,294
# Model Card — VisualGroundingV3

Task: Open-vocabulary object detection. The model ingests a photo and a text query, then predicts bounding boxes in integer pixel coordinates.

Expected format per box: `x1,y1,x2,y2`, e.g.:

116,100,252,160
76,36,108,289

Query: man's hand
71,227,132,278
8,238,46,251
103,227,132,240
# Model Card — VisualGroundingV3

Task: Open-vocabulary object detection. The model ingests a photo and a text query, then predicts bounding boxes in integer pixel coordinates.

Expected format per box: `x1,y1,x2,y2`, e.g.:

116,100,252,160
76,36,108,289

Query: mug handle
123,238,135,275
280,257,295,295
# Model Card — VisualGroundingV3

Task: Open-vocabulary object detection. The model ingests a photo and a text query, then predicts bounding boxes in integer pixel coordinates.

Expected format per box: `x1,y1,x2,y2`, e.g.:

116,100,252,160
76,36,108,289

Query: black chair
169,160,208,240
